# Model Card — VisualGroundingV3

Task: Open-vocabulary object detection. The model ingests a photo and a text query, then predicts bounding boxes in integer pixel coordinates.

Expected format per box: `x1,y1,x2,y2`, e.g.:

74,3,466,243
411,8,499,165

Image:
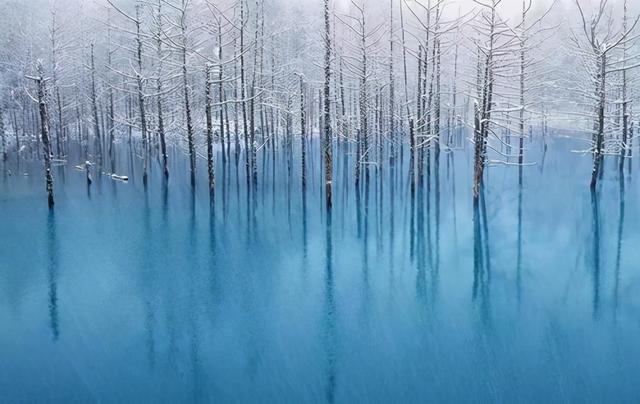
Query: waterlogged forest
2,0,640,402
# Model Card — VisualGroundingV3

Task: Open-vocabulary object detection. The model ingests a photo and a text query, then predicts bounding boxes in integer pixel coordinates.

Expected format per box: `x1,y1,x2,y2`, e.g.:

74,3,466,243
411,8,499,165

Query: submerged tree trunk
217,21,226,167
180,0,196,188
389,0,395,166
590,53,606,190
134,5,148,187
90,44,102,167
205,65,215,199
323,0,333,209
300,76,307,191
473,102,483,199
518,0,526,186
106,10,115,170
0,106,6,163
473,2,497,201
156,0,168,178
31,63,55,208
620,0,629,174
240,0,250,186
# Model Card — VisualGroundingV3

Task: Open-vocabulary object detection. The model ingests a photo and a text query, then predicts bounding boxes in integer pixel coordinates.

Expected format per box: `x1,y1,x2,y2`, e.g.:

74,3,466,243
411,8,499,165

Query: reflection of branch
488,159,536,167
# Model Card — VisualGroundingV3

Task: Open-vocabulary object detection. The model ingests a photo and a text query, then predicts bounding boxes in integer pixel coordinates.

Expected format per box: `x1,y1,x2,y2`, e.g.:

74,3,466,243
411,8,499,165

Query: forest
0,0,637,206
1,0,640,402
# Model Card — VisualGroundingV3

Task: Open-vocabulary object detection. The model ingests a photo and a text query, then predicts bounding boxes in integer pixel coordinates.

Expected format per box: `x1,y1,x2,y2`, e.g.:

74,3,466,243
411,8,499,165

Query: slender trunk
135,6,148,186
156,0,168,178
181,1,195,187
33,63,55,208
323,0,333,209
106,10,115,169
389,0,395,166
301,76,307,191
12,107,20,168
473,3,497,200
90,44,101,167
518,0,526,186
218,21,226,166
240,0,250,185
591,53,606,189
621,0,629,173
233,38,240,166
206,65,215,199
0,107,6,163
358,5,368,186
399,0,410,123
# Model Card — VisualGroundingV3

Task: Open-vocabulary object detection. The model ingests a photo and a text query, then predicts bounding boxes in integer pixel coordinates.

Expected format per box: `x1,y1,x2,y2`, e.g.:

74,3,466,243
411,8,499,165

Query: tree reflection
590,189,601,318
46,210,59,340
472,188,491,325
613,168,625,319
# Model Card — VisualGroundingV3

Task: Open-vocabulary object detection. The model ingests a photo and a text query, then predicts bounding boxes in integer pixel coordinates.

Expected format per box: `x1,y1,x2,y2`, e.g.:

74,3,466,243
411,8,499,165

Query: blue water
1,136,640,402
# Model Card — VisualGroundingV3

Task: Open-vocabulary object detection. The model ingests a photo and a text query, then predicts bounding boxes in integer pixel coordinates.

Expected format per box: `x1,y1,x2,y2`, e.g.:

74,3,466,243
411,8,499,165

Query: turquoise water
1,137,640,402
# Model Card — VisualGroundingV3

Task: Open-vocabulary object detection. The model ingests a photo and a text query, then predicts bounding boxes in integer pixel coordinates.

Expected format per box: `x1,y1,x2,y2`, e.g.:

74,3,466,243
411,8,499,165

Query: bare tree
324,0,333,208
573,0,640,189
27,61,55,209
206,64,216,198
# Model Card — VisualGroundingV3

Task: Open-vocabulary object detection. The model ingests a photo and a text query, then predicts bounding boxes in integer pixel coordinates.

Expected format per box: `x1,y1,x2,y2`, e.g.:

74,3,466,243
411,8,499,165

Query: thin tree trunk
240,0,250,186
135,5,148,186
0,106,6,163
206,65,215,199
591,53,606,190
156,0,168,178
181,0,196,187
90,44,102,167
323,0,333,209
389,0,395,166
218,21,226,167
301,76,307,191
32,63,55,208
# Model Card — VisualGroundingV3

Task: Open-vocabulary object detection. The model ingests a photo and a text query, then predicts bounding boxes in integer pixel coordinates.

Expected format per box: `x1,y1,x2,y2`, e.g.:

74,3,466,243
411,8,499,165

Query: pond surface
1,135,640,402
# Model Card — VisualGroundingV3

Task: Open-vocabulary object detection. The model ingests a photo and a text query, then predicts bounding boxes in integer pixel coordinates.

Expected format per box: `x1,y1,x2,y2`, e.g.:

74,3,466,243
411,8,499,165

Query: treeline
0,0,638,209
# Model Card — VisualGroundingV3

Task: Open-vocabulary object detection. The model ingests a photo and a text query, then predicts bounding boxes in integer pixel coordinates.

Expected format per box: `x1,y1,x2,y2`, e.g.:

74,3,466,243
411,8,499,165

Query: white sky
329,0,628,23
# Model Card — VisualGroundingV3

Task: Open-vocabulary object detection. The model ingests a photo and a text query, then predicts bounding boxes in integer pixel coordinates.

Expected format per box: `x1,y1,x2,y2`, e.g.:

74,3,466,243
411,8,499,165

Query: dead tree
155,0,169,178
206,64,215,199
90,44,102,167
217,18,226,168
573,0,640,189
134,4,149,186
323,0,333,208
178,0,196,187
0,105,6,163
107,0,150,184
28,62,55,209
106,11,116,170
240,0,250,185
300,76,307,191
518,0,528,182
388,0,395,166
472,0,500,201
49,5,66,158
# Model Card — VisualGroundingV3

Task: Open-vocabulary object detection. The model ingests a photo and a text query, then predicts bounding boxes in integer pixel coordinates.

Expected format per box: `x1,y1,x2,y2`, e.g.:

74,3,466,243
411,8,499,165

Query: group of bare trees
570,0,639,188
0,0,639,210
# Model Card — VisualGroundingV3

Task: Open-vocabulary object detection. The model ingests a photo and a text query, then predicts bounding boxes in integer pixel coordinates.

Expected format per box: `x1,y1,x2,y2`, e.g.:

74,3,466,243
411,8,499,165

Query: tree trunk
33,63,55,208
0,106,6,163
206,65,215,199
135,5,148,186
323,0,333,209
90,44,102,167
300,76,307,192
181,1,195,187
590,53,606,189
156,0,168,178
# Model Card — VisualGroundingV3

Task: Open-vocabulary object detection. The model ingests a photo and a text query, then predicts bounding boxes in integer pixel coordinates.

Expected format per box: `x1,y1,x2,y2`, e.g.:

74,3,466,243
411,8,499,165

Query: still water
1,135,640,402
